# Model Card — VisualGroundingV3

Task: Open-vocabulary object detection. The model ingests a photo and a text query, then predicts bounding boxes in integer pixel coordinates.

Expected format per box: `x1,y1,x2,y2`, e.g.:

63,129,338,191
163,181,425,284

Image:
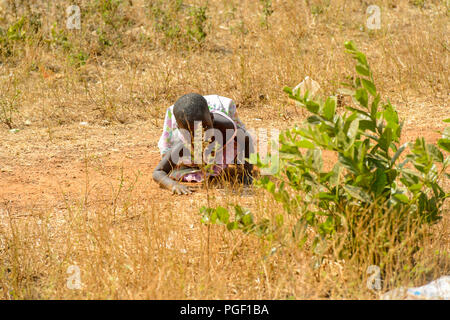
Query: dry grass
0,0,449,299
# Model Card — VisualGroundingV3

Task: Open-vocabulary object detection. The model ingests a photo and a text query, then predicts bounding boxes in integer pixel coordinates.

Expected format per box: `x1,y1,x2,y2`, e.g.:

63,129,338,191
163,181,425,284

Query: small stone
9,128,20,133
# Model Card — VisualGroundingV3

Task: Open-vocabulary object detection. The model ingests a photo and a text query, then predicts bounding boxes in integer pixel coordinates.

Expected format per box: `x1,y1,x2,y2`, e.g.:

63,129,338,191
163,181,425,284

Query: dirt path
0,122,161,212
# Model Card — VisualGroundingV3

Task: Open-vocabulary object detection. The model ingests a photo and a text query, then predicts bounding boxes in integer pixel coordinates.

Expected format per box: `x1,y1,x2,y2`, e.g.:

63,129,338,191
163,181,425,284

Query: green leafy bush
46,23,88,68
0,14,43,58
93,0,124,29
0,17,27,57
69,50,89,67
187,5,207,43
200,41,449,266
259,0,274,28
47,23,72,51
146,0,208,47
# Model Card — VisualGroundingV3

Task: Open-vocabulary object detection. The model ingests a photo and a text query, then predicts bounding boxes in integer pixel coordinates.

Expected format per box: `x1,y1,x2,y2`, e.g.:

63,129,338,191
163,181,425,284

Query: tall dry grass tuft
0,0,447,128
1,179,448,299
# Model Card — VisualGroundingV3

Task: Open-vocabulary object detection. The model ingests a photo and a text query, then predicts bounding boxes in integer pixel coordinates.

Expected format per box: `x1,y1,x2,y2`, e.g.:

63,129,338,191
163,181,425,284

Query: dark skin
153,111,254,195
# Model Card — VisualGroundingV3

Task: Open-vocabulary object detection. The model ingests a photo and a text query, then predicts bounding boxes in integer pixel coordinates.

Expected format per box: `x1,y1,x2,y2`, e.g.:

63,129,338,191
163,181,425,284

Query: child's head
173,93,213,134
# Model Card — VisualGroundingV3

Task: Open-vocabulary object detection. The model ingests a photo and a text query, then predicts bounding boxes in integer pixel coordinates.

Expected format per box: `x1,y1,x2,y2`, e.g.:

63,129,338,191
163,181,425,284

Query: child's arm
152,142,193,195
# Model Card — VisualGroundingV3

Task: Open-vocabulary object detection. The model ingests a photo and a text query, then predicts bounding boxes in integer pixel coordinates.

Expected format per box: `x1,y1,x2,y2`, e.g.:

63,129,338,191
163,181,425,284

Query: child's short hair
173,93,209,130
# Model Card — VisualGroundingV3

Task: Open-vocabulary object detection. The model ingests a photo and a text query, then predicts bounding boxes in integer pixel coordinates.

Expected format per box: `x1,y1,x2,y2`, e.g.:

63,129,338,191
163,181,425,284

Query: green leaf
372,169,387,196
330,163,343,186
354,88,368,108
379,128,392,152
359,120,376,132
427,144,444,163
443,127,450,139
319,216,336,236
343,185,372,203
323,97,336,121
306,100,320,114
200,206,216,224
347,119,360,140
356,65,370,77
318,192,336,200
346,106,370,117
283,86,293,95
339,154,359,174
405,182,422,192
296,140,316,149
344,40,357,51
312,149,323,171
391,142,408,166
307,115,322,124
299,211,314,227
438,138,450,152
361,79,377,96
205,210,217,224
266,181,276,194
354,52,368,67
371,94,380,119
234,205,249,218
344,113,358,132
393,193,410,204
241,213,254,227
227,221,238,231
337,88,355,97
384,104,399,128
216,206,230,224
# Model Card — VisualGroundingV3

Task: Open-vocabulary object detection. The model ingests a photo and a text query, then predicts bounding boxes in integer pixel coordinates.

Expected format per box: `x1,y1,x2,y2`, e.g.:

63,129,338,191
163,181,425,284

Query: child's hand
171,183,194,195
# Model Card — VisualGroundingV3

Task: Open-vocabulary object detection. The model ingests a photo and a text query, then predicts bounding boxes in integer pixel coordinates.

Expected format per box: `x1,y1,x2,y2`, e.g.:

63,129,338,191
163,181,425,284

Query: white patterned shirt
157,95,245,157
